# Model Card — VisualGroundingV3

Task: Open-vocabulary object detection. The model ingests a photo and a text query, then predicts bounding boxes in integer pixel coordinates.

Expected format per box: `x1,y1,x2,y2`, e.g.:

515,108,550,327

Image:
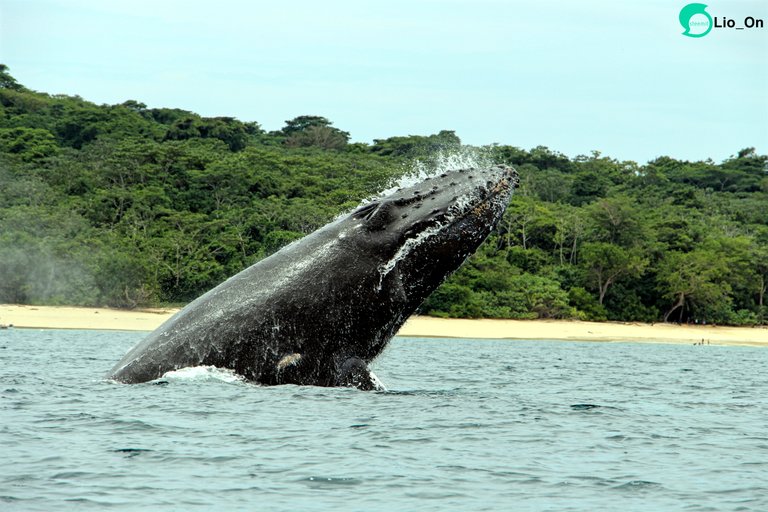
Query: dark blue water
1,329,766,511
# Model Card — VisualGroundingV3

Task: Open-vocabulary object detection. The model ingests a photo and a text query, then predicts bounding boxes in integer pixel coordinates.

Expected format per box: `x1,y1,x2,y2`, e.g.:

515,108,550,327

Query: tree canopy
1,65,766,325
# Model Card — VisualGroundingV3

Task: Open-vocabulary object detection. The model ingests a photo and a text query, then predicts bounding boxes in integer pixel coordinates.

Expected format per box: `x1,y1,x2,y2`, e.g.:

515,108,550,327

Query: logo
680,3,712,37
679,3,766,37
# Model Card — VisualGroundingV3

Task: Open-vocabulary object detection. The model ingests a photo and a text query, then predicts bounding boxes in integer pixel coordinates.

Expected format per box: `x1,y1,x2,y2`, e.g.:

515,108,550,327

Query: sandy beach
2,303,766,347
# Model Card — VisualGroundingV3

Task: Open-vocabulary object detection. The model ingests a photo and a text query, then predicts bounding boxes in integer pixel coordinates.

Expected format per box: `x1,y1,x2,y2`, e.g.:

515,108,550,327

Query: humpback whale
107,165,518,389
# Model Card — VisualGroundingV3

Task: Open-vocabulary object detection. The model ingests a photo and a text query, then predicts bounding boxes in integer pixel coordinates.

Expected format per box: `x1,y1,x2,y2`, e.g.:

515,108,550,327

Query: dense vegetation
1,65,766,325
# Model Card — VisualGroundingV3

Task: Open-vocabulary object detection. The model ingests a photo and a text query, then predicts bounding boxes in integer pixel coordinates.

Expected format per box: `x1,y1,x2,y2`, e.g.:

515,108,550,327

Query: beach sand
2,304,766,346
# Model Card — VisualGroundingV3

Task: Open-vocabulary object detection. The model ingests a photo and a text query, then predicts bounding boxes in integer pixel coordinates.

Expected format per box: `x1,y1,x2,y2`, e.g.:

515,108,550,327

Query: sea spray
344,146,496,217
380,146,496,197
161,365,246,384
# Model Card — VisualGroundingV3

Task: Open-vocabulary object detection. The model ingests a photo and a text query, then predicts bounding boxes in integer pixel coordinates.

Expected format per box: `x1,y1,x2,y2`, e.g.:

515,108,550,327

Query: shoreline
1,304,766,347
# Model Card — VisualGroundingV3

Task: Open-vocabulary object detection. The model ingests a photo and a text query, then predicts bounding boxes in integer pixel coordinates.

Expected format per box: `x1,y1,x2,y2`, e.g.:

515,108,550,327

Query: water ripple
0,331,766,511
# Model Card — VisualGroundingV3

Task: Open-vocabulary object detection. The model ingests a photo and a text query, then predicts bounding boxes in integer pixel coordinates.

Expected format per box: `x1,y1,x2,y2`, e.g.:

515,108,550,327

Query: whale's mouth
353,166,517,232
373,165,518,288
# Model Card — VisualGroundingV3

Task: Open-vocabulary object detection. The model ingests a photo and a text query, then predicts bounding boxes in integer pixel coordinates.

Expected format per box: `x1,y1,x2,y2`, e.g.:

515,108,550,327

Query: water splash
370,146,495,202
397,146,493,192
160,365,245,384
408,146,495,184
368,370,387,392
376,223,445,290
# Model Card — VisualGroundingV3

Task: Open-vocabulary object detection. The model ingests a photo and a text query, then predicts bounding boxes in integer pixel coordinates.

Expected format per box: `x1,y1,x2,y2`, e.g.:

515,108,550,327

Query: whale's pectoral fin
335,356,385,391
275,353,304,384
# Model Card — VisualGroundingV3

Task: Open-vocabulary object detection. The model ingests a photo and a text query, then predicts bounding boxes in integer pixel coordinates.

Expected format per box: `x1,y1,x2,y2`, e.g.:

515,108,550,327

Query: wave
159,365,246,384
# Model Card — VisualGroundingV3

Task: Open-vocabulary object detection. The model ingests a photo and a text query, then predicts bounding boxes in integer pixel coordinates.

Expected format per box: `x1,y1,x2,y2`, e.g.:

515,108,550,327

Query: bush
568,287,607,321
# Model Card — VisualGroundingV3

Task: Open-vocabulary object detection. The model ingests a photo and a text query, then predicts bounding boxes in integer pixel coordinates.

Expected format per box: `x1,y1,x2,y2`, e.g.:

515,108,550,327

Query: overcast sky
1,0,766,163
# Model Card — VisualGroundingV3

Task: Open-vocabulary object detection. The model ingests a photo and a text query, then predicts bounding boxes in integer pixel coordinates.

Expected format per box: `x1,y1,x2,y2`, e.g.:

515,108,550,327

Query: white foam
345,146,495,210
378,146,495,197
368,370,387,392
160,365,245,383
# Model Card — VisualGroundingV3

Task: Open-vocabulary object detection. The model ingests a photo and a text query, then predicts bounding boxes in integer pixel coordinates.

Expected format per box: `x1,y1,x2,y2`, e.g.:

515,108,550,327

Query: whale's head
346,165,518,310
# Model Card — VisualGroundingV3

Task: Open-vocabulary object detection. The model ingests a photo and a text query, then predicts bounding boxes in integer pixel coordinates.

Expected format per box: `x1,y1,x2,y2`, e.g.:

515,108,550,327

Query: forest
1,65,767,325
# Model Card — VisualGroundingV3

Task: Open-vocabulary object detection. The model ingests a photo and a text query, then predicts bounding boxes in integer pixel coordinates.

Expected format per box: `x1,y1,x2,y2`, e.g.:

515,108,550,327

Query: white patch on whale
376,222,446,290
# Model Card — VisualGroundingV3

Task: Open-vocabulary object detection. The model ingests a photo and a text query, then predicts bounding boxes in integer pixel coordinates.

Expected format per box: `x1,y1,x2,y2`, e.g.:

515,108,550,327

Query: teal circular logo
680,3,713,37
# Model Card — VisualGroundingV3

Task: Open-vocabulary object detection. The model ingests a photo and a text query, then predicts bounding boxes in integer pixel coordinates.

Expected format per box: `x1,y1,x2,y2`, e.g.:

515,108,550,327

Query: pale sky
1,0,766,163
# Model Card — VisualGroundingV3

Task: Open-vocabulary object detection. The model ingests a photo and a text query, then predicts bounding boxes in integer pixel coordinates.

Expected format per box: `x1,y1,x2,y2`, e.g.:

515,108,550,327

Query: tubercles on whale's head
351,165,517,239
348,165,518,303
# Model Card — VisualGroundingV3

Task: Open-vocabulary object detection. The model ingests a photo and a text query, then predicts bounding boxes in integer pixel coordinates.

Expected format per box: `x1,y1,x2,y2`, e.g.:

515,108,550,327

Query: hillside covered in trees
1,65,766,325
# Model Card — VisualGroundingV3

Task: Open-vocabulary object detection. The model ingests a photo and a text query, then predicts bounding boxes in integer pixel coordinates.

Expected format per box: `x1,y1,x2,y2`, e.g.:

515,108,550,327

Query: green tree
0,64,24,90
0,127,59,161
754,246,768,313
280,115,334,136
499,196,557,251
579,242,647,305
285,125,349,150
370,130,461,157
586,196,649,248
657,250,730,323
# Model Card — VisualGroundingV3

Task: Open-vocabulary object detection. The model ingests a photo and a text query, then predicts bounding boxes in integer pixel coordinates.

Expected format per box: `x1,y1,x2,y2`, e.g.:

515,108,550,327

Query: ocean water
1,329,766,511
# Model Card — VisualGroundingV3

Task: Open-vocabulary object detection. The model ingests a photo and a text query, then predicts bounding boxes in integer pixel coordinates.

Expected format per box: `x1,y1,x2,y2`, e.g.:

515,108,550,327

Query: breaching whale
107,165,518,389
